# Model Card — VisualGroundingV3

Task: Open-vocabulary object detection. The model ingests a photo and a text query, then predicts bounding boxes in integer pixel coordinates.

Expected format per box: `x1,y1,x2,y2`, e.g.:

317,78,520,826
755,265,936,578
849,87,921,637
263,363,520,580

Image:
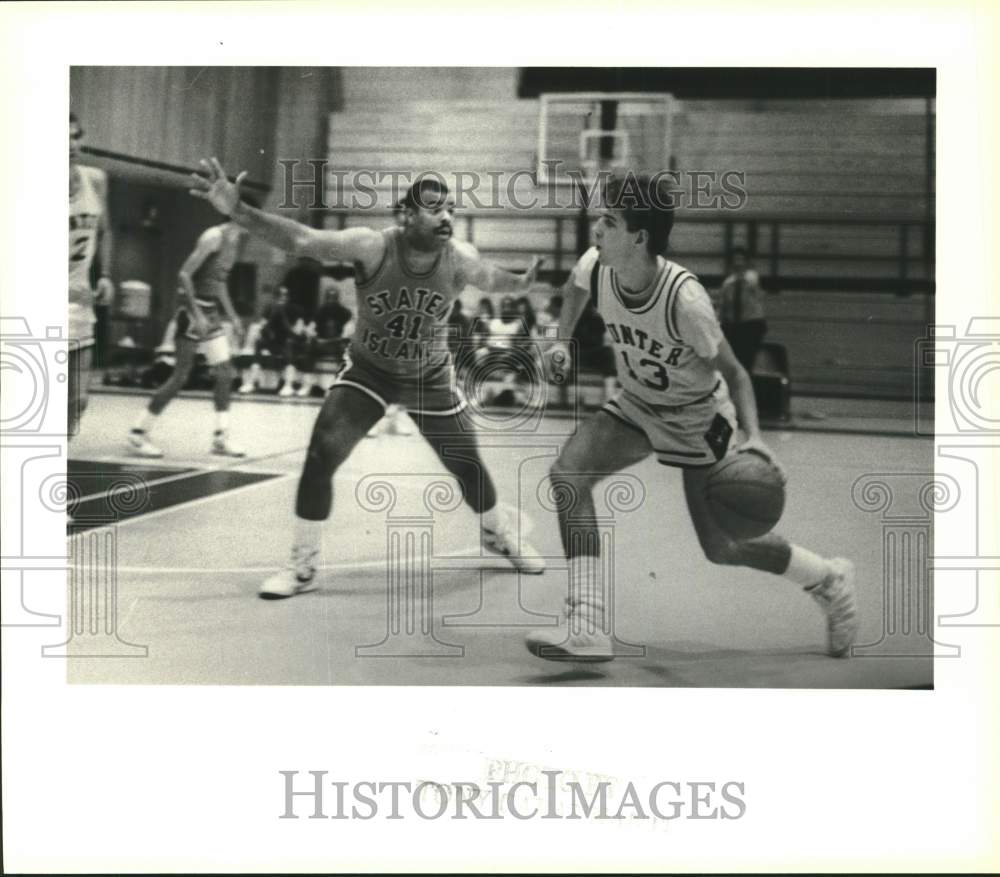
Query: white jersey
68,166,104,343
570,247,724,408
69,166,103,292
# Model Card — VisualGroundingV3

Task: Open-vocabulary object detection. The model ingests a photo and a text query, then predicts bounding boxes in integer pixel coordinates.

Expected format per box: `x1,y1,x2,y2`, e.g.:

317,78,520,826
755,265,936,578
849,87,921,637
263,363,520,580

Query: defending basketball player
127,212,251,458
525,175,858,661
68,112,114,440
190,158,545,596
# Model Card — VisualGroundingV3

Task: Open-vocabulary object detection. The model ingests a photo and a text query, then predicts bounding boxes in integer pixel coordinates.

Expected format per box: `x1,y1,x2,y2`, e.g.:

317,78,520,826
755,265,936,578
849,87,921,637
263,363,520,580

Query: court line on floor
113,545,498,575
100,470,299,530
71,444,308,504
117,597,141,635
91,470,530,545
74,468,215,504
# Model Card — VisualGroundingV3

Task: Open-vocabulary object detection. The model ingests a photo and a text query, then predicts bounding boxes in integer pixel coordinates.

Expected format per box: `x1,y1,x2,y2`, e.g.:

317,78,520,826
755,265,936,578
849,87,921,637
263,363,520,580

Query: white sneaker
483,522,546,574
259,547,318,599
127,431,163,458
278,384,295,398
807,557,859,658
211,432,246,457
525,599,614,662
366,421,382,438
296,383,312,398
238,382,255,394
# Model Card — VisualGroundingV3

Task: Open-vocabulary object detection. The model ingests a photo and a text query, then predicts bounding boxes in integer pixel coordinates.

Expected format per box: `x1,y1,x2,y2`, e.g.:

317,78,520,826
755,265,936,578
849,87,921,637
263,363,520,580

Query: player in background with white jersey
526,175,858,662
68,112,114,440
190,159,545,597
127,205,254,458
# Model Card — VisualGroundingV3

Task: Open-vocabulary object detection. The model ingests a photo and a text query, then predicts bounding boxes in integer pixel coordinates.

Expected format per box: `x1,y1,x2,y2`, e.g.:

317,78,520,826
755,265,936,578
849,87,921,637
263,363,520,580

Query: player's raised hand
189,157,247,217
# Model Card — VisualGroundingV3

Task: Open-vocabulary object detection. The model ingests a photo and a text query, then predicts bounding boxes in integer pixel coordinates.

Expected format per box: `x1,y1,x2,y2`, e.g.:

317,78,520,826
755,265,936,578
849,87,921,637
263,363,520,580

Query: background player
190,159,545,597
526,175,858,662
127,209,254,458
68,112,114,441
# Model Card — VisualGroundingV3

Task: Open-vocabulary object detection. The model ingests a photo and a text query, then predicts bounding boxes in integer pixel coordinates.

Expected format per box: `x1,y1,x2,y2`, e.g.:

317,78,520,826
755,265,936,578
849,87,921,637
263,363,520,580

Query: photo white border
2,1,998,872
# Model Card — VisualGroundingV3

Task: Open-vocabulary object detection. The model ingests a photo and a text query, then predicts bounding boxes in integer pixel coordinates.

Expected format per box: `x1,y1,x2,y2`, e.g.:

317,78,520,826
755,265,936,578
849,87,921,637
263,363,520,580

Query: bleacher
98,93,934,403
321,96,934,401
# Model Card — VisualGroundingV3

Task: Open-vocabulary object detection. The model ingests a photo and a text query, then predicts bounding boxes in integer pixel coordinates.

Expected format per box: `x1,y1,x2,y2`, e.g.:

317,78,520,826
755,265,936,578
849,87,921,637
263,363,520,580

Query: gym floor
62,390,934,688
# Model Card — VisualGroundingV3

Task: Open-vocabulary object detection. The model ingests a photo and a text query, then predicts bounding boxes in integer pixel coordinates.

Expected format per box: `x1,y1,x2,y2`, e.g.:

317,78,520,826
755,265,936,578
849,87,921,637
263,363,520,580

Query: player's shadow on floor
646,641,828,660
517,668,611,685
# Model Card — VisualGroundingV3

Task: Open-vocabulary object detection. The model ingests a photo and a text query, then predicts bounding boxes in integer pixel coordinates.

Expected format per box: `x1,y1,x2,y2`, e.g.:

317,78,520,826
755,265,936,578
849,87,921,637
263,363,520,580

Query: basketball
705,450,786,539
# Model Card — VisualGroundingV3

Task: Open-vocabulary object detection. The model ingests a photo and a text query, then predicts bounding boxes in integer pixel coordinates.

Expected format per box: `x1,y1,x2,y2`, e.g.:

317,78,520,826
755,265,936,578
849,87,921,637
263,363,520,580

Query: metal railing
325,208,935,297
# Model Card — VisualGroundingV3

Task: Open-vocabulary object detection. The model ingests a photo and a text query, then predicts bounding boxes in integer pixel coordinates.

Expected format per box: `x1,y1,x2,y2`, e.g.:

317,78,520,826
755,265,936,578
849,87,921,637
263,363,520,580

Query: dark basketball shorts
332,350,467,416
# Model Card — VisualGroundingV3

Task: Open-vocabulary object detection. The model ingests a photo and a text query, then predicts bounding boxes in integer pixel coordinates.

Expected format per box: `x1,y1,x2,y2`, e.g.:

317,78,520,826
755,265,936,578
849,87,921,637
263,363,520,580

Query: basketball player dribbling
127,210,252,458
526,175,858,662
68,112,115,442
190,159,545,597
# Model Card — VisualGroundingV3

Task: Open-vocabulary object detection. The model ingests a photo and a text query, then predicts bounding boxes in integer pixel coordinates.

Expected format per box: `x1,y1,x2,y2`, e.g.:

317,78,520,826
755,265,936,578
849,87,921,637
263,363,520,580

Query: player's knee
550,456,597,488
306,422,350,473
549,455,573,481
547,460,595,513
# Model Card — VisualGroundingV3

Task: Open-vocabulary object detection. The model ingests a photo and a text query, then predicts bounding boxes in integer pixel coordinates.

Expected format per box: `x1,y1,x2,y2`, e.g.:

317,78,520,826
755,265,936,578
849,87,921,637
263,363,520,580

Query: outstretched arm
189,158,383,265
548,247,599,342
553,276,591,341
710,338,762,448
453,241,542,294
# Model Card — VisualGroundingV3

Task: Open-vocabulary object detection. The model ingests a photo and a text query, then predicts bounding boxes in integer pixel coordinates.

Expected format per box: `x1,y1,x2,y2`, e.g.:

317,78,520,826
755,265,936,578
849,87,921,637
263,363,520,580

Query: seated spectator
486,295,527,350
533,293,562,339
236,314,267,393
514,296,537,336
314,278,354,344
447,298,473,367
285,309,316,398
470,297,494,352
478,295,533,405
298,277,354,396
237,285,302,395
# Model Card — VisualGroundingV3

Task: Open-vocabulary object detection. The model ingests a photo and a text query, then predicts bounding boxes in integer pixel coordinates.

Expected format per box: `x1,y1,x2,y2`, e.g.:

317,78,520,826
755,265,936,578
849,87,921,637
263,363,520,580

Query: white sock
283,364,297,383
481,504,505,532
215,411,229,433
133,410,157,433
568,554,605,614
293,516,324,554
785,545,832,589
